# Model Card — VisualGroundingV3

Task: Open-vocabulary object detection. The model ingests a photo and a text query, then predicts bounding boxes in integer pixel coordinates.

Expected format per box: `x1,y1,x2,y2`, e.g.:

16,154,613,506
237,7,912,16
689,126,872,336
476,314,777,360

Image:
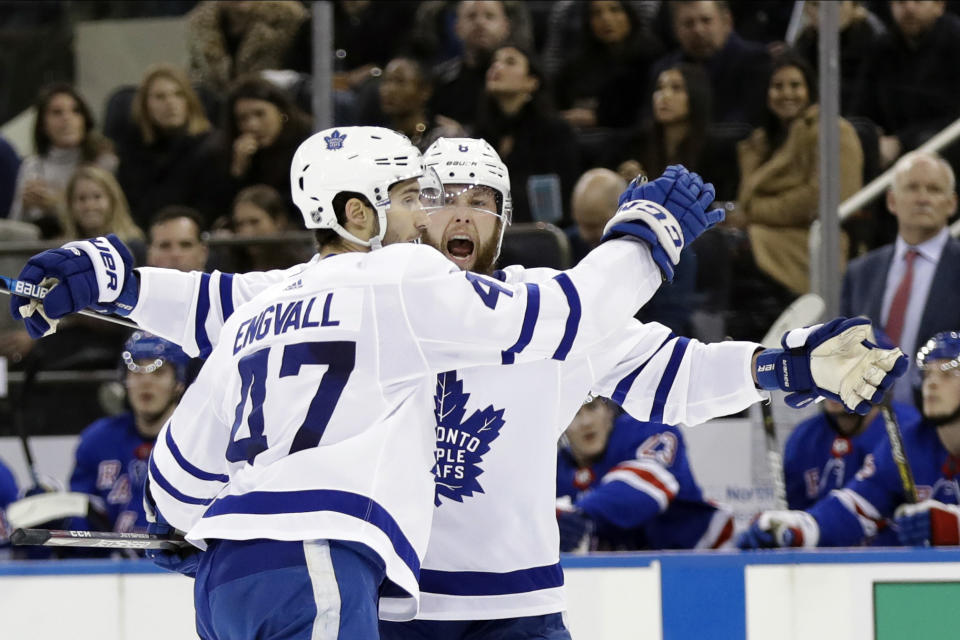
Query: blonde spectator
118,63,217,228
61,166,146,264
10,84,116,236
737,52,862,296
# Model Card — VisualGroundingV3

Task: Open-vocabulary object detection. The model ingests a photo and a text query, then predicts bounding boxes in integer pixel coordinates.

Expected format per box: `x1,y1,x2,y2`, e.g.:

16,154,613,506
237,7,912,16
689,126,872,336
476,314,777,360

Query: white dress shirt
880,227,949,403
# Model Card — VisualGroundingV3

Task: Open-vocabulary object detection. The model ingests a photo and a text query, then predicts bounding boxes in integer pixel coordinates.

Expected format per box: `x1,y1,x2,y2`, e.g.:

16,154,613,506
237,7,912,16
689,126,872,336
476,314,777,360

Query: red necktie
885,249,918,345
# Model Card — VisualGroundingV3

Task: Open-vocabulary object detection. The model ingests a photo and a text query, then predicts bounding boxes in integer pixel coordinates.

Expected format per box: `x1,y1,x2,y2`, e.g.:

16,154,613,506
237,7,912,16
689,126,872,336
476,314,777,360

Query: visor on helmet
417,166,444,210
917,331,960,375
427,183,509,222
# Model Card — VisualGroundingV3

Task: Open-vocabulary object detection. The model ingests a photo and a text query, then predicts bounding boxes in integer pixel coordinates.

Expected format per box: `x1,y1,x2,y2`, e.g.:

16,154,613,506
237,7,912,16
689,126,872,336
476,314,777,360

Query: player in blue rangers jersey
783,399,918,512
9,129,907,640
739,332,960,549
557,397,735,552
0,457,18,547
69,331,189,535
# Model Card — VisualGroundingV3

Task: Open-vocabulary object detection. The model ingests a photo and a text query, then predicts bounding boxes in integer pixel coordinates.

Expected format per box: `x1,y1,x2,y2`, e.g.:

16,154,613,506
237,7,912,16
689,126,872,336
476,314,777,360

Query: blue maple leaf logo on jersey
432,371,505,507
324,130,347,150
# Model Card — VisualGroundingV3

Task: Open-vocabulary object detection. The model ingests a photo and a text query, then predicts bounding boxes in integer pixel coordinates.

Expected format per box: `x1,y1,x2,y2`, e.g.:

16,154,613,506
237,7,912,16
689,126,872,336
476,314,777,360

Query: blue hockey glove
895,500,960,546
557,504,596,552
10,234,138,338
753,317,908,415
736,511,819,549
145,520,201,578
601,165,723,281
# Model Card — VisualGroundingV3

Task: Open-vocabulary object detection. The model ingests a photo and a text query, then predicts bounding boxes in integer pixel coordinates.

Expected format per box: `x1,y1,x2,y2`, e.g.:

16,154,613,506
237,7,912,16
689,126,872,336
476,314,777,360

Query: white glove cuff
62,237,125,303
758,510,820,547
603,200,683,265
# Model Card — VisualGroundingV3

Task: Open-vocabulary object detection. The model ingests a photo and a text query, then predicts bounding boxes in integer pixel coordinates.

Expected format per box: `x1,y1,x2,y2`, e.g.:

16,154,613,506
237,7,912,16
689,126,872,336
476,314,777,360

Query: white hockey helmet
423,137,513,224
291,126,438,249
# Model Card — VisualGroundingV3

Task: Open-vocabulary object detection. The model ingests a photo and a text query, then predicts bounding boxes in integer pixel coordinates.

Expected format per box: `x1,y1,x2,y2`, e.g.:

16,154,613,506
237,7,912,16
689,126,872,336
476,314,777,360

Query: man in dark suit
842,150,960,405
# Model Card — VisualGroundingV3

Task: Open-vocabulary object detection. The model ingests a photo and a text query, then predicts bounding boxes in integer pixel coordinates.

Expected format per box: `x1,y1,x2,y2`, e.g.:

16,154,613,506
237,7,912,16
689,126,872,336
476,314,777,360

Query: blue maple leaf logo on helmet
324,129,347,150
432,371,505,507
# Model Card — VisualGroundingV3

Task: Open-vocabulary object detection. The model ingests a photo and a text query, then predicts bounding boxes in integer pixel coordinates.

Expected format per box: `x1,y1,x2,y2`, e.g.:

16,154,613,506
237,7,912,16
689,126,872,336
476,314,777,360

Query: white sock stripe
303,540,341,640
603,470,669,511
606,460,680,496
833,489,880,537
694,509,735,549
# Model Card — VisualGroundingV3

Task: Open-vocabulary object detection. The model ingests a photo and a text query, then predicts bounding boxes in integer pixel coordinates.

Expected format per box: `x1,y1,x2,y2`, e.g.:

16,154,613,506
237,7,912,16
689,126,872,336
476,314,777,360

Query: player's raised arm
590,317,908,426
130,266,294,357
402,166,724,370
589,321,764,426
6,233,293,358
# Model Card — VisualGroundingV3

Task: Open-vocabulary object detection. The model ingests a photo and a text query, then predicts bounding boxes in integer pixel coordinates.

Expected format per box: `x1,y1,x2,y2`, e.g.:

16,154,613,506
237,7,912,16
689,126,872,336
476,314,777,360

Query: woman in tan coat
737,52,862,295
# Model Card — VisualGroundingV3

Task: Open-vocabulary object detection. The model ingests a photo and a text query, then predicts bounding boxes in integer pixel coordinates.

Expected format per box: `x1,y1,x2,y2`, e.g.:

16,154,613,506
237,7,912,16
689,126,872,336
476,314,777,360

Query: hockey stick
759,293,826,509
0,275,138,329
878,396,919,504
11,527,189,551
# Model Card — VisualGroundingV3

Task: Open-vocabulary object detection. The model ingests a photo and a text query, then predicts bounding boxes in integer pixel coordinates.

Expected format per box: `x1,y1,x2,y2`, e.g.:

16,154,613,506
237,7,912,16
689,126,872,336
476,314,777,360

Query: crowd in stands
0,0,959,555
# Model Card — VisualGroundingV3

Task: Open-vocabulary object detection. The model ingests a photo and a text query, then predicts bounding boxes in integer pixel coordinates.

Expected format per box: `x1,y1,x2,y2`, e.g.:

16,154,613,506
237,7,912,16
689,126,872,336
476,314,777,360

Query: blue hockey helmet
121,331,190,384
917,331,960,374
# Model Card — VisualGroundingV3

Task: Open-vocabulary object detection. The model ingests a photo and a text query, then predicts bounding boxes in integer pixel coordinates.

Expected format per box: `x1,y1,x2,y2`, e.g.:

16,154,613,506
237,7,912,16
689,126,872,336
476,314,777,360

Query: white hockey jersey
134,245,765,621
144,240,667,620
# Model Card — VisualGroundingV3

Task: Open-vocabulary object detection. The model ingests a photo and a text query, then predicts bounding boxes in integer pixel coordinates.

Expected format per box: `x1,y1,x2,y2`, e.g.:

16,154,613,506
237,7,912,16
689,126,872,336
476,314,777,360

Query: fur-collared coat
737,104,862,294
187,1,308,92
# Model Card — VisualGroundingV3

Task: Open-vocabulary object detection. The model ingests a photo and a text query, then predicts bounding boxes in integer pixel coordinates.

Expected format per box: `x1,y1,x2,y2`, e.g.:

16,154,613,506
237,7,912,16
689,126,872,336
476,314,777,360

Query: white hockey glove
737,510,820,549
754,317,907,414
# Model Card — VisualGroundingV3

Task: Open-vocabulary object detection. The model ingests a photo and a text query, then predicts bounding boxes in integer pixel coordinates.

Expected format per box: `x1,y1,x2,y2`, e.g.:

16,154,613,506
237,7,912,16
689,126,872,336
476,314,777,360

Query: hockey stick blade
11,528,189,551
0,275,139,329
760,293,826,508
761,293,827,348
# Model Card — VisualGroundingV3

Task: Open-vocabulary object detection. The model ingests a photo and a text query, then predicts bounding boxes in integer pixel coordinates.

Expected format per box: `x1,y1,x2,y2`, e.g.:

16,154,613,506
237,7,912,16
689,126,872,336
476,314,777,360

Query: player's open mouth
446,235,475,262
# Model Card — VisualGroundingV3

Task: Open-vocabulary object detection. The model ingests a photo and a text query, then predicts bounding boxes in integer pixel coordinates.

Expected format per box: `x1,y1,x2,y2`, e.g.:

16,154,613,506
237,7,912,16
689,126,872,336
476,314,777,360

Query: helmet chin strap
330,221,373,248
368,201,390,251
491,218,507,265
926,403,960,427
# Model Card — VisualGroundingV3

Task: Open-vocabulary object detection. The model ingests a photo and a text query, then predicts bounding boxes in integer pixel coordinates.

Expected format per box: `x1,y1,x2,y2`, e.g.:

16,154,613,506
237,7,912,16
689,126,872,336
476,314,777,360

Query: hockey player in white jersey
12,132,908,640
9,127,740,639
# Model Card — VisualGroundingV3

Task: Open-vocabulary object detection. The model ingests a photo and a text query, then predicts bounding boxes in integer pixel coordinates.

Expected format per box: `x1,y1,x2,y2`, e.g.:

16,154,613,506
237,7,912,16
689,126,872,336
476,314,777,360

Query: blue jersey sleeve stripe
203,489,420,578
195,273,212,358
219,273,235,320
611,333,676,405
148,457,213,506
165,428,229,483
501,283,540,365
419,563,563,596
650,337,690,423
551,273,581,361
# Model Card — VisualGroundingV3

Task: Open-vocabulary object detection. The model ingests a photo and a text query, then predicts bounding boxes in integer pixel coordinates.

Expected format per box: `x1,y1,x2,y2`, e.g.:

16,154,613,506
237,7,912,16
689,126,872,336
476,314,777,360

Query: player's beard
825,410,866,437
472,230,501,275
426,219,502,275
